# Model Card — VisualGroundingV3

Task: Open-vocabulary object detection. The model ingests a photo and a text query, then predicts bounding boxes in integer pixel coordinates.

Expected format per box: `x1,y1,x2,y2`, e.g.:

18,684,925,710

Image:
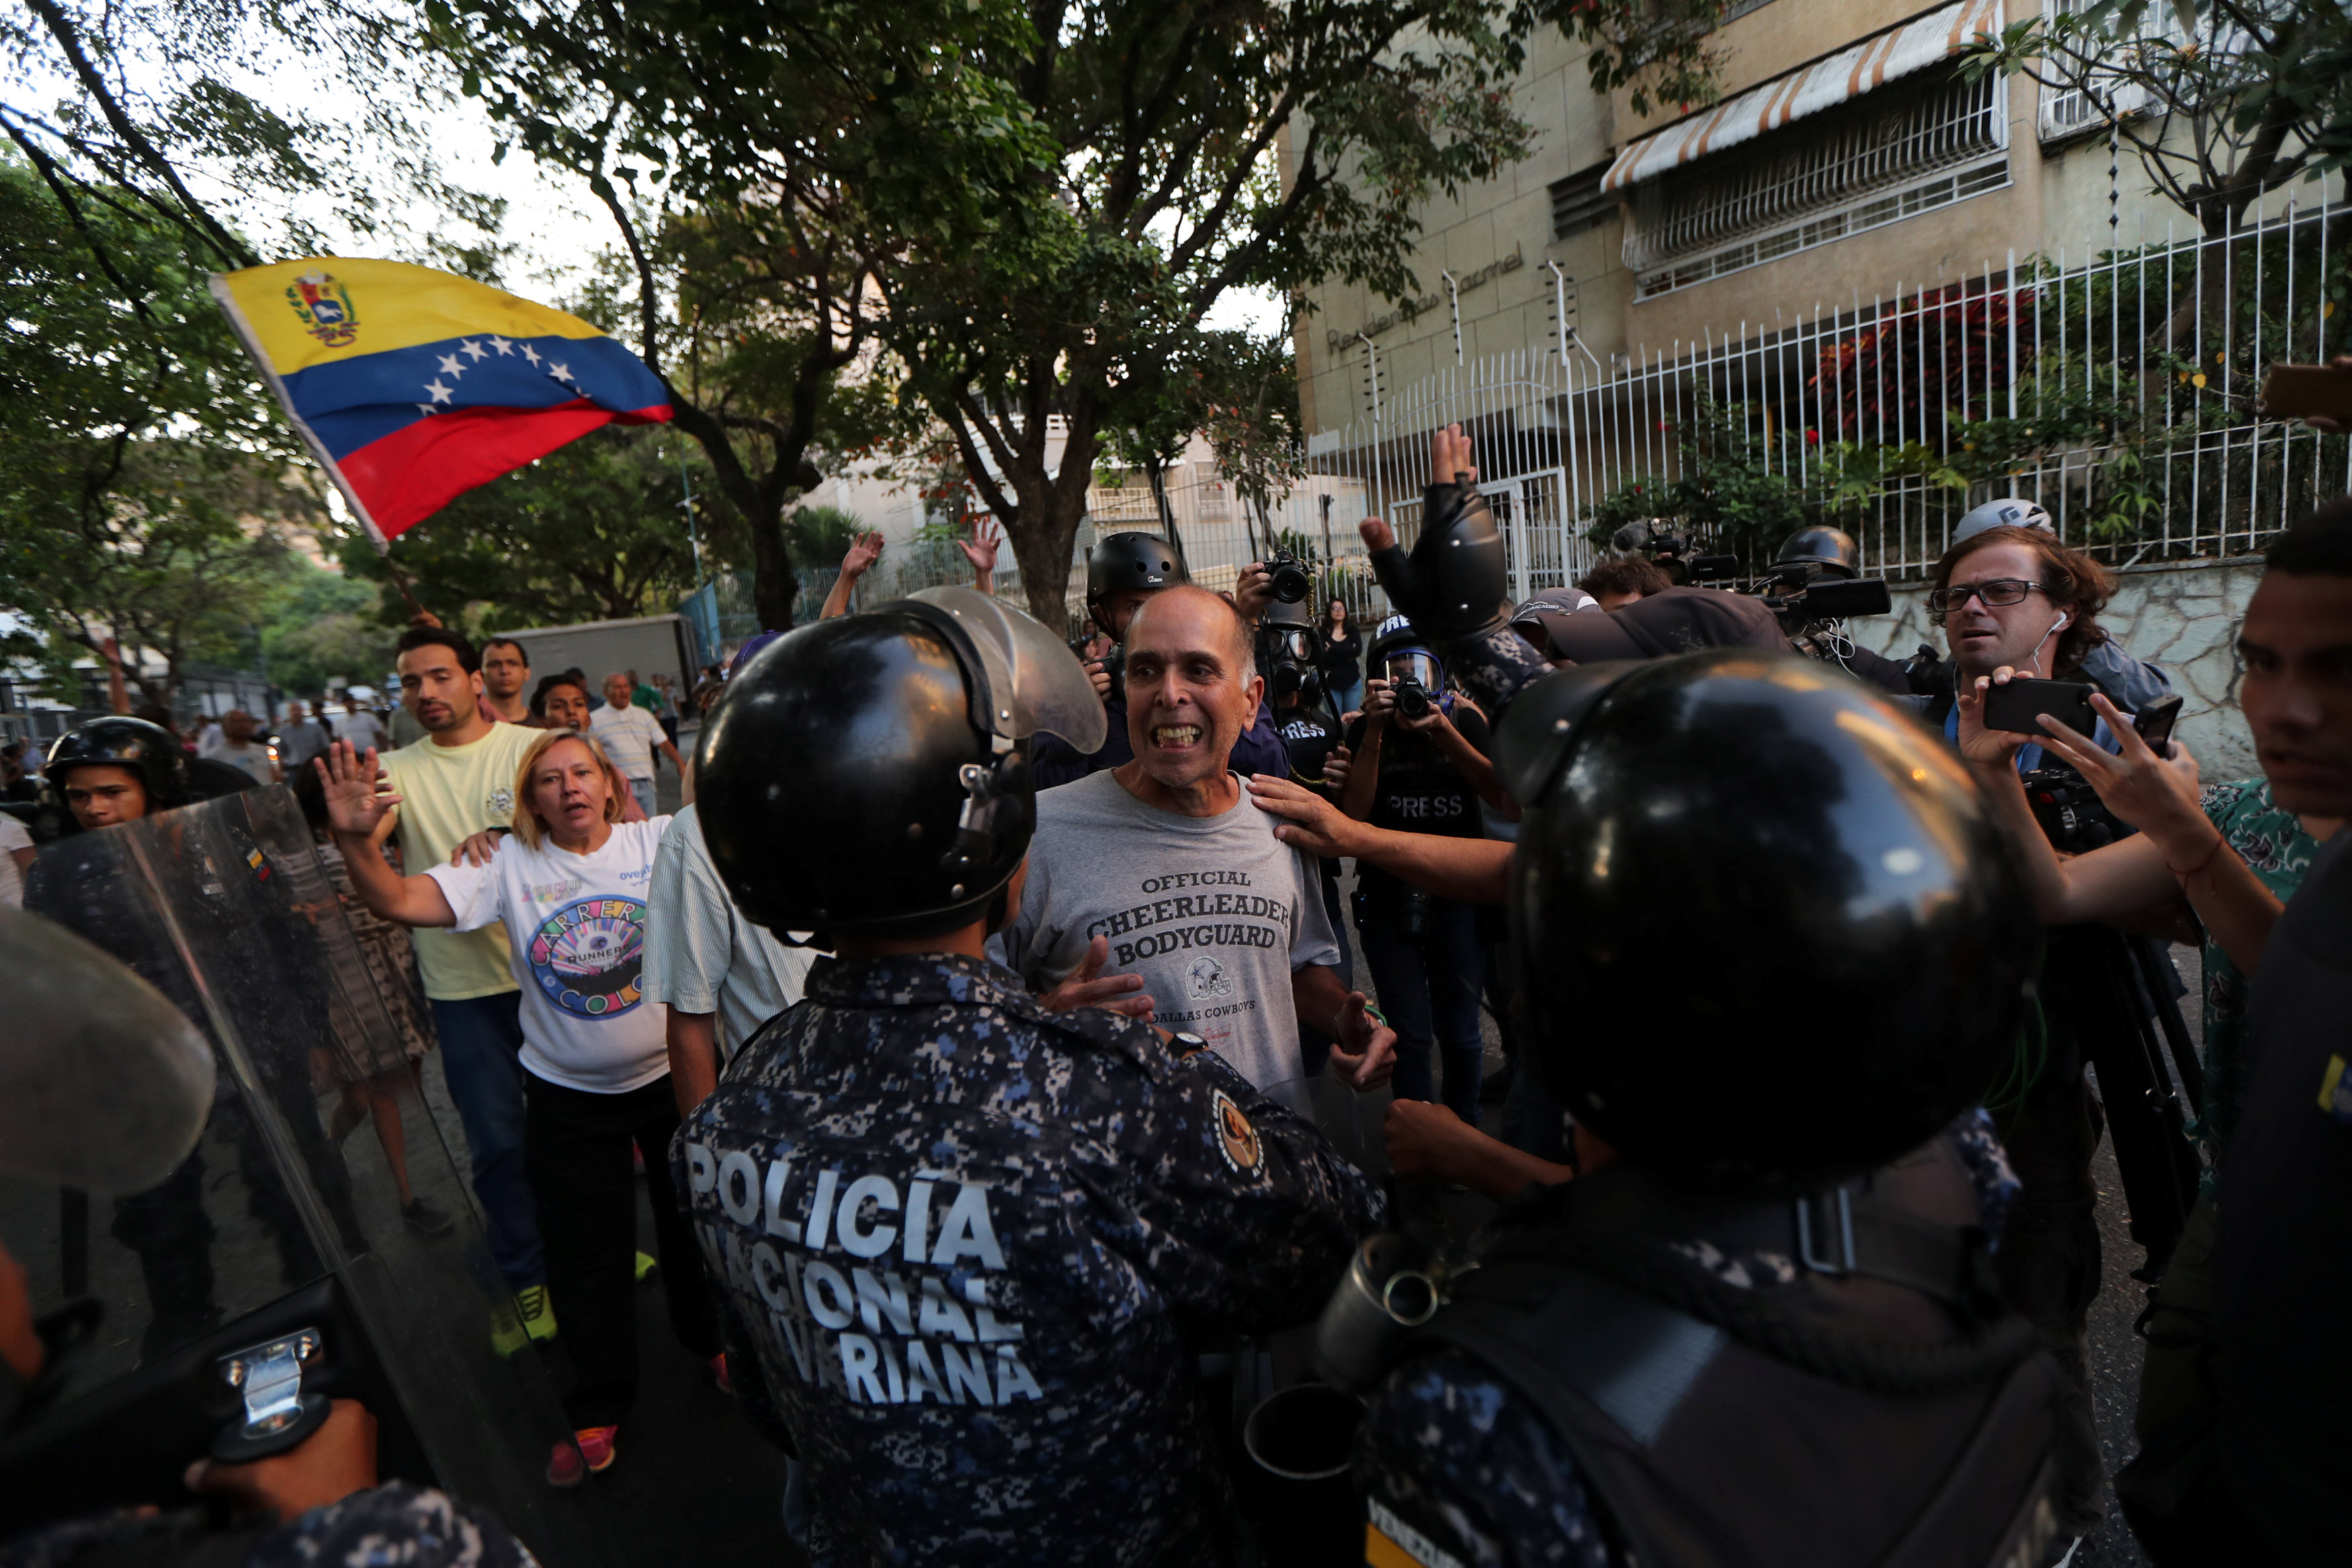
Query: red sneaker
546,1425,618,1487
711,1352,731,1394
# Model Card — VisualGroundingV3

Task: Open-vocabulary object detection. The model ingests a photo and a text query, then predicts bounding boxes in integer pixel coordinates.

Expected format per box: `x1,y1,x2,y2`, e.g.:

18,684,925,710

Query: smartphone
2257,364,2352,423
2134,693,2184,756
1982,677,2097,738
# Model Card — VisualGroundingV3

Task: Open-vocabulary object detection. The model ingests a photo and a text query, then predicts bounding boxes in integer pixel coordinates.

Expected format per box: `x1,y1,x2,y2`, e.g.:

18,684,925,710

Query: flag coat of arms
209,258,673,546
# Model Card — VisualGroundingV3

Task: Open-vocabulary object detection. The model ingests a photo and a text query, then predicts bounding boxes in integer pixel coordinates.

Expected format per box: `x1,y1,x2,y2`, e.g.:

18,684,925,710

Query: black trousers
523,1069,719,1428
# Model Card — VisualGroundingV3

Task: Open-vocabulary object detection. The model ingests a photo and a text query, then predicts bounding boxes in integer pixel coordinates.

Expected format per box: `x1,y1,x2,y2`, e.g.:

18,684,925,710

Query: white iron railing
1287,190,2349,601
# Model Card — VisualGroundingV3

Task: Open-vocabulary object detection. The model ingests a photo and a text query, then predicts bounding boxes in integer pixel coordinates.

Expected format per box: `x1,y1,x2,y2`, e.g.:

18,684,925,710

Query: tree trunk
748,504,800,632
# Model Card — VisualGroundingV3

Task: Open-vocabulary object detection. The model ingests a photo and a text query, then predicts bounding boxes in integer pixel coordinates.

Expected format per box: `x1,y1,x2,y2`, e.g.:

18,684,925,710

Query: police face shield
4,789,620,1561
0,909,214,1195
904,586,1107,754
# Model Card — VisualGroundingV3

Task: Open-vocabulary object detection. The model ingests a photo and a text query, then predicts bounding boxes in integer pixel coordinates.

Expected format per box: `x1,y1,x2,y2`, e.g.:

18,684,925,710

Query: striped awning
1600,0,2003,193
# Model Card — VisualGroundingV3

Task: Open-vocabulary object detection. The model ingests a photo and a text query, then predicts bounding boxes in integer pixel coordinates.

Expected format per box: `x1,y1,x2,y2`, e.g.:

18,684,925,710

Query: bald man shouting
996,585,1396,1100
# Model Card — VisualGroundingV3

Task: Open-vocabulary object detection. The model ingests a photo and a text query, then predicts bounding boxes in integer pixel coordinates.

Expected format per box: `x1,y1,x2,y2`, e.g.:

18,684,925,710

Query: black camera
2019,763,2132,854
1390,677,1433,721
1099,645,1126,703
1266,550,1312,604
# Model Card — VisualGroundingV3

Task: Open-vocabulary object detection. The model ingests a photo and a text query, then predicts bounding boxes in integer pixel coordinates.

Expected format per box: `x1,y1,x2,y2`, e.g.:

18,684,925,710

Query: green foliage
1966,0,2352,236
257,556,386,696
790,505,864,567
434,0,1548,620
341,425,732,631
0,156,317,707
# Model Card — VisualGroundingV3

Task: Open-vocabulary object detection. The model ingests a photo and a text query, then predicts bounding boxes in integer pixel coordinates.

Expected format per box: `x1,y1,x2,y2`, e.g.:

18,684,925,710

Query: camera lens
1270,560,1310,603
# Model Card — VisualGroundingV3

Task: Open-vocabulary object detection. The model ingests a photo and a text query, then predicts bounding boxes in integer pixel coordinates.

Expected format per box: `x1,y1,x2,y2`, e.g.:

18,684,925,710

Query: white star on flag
436,353,465,377
415,403,436,417
519,343,542,367
548,361,573,384
460,339,489,361
425,380,454,404
489,336,514,355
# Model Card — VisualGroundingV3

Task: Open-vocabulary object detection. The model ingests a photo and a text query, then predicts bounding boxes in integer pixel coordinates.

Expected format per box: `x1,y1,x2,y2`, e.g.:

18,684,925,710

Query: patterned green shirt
2195,777,2326,1190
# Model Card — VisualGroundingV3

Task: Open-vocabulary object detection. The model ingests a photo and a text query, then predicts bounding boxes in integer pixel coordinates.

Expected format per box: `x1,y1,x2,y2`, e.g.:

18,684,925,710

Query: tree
427,0,974,630
434,0,1540,621
340,423,732,633
1971,0,2352,241
0,157,319,709
257,556,388,697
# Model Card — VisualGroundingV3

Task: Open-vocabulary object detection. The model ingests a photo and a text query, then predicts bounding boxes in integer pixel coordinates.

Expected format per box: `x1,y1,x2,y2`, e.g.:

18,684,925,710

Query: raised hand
1036,934,1156,1020
1359,423,1509,649
841,531,885,580
316,741,398,840
956,519,1001,576
1327,991,1396,1090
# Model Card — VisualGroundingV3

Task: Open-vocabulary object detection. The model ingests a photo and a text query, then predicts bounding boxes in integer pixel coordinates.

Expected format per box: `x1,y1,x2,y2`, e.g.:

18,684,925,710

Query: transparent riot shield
1,787,620,1563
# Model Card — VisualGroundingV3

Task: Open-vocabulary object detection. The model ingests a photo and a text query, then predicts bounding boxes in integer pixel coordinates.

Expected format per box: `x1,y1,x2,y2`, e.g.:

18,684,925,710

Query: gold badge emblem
1211,1090,1262,1174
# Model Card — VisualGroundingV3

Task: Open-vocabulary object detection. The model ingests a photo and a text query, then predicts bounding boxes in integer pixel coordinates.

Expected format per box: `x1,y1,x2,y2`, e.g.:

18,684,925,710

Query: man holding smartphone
1921,521,2133,1540
1925,523,2121,758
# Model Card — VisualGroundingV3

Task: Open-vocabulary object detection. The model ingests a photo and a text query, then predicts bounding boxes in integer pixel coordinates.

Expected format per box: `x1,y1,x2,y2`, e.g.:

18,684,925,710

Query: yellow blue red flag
208,258,673,547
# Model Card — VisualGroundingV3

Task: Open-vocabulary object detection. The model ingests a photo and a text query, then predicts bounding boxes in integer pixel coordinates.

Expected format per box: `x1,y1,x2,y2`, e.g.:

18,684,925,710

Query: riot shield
1,787,620,1563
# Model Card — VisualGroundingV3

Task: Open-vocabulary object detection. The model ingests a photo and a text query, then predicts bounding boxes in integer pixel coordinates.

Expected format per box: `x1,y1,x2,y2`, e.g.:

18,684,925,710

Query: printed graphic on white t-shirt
426,817,674,1092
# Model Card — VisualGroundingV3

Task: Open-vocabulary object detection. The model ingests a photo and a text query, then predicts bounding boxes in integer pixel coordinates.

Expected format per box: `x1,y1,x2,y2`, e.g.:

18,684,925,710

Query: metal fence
1300,188,2351,591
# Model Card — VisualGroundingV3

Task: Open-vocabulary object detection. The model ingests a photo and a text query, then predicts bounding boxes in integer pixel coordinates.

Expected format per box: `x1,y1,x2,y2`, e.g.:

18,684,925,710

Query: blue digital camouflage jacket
673,951,1385,1567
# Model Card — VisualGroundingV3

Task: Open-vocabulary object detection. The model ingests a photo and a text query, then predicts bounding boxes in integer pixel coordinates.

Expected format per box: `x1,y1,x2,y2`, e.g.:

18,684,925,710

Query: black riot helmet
1774,526,1861,580
1496,650,2038,1192
1085,533,1185,636
46,717,191,809
696,586,1105,942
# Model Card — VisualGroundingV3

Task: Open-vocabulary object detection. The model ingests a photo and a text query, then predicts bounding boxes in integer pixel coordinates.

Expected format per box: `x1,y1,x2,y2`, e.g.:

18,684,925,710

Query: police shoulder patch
1210,1089,1261,1174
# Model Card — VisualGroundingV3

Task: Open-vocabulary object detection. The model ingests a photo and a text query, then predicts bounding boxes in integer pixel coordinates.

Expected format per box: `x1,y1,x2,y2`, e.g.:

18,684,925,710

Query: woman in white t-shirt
319,730,720,1487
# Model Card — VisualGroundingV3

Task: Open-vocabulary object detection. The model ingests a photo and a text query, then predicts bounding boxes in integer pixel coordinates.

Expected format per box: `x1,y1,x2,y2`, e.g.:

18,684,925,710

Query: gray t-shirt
995,769,1342,1090
643,804,812,1057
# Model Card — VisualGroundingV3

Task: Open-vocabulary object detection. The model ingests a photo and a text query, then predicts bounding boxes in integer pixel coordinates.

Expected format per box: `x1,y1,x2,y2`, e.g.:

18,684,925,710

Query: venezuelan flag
209,258,672,546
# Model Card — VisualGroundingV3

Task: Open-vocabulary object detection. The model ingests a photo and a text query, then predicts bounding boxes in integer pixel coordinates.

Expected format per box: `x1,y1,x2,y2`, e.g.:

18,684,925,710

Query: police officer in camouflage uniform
680,587,1384,1566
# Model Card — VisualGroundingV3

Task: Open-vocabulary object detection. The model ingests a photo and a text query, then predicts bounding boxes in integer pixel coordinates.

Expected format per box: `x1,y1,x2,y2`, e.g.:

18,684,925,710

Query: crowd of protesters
3,427,2349,1568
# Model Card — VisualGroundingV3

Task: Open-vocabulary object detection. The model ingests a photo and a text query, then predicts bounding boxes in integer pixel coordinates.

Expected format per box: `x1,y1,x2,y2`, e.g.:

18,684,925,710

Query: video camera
1613,520,1740,585
1692,560,1896,626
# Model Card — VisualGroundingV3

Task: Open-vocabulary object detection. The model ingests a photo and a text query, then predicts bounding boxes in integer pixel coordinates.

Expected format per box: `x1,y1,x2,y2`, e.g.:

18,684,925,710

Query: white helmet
1951,498,2054,545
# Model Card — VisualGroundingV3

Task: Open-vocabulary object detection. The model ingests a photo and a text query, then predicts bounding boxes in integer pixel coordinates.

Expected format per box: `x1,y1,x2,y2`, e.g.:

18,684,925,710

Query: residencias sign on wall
1324,245,1525,354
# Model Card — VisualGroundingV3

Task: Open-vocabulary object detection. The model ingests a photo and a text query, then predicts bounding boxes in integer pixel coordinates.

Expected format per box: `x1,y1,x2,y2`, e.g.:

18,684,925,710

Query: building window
1627,67,2007,298
1549,161,1618,241
1720,0,1778,23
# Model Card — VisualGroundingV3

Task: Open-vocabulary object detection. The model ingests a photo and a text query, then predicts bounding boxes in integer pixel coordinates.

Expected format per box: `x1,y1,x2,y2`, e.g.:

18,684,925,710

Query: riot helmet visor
903,586,1107,754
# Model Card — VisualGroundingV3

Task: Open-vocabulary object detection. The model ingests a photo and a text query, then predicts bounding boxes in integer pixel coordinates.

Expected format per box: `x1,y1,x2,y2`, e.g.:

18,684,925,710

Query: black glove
1367,478,1509,651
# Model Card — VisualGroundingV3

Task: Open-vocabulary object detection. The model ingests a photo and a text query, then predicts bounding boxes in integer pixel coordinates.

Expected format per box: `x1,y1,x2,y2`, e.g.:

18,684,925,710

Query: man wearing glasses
1923,518,2138,1541
1924,522,2126,758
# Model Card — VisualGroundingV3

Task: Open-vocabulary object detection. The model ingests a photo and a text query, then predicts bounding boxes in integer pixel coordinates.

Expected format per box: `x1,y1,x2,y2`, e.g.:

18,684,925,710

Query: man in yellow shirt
376,626,551,1349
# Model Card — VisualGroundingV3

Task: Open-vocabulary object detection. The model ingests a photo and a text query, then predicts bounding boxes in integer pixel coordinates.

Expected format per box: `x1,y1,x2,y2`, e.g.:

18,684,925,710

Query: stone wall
1849,558,2265,781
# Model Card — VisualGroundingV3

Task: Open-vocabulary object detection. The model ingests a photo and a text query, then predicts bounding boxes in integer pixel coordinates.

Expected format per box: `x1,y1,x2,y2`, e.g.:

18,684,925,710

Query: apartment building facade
1289,0,2339,604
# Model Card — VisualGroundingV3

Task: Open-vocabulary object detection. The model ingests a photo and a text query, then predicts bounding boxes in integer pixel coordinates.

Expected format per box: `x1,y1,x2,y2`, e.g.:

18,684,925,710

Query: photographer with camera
1338,618,1513,1126
1031,533,1291,787
1262,601,1353,994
